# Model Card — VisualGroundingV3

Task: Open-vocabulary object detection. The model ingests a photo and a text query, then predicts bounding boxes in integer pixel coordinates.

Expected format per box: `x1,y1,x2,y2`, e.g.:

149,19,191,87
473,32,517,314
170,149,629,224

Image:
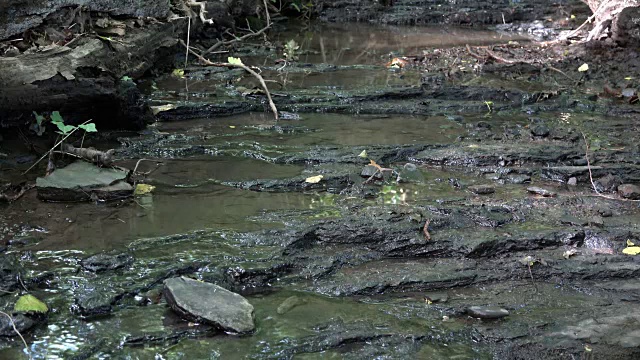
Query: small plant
289,1,314,21
283,39,300,62
24,112,98,174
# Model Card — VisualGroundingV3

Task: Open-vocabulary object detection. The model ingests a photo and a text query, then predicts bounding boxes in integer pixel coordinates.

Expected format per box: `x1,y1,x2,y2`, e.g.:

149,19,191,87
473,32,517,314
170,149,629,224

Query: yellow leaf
623,246,640,255
14,294,48,313
172,68,185,78
624,77,634,80
227,57,244,65
627,239,635,246
578,63,589,72
358,150,368,158
570,14,576,19
135,183,156,196
150,104,176,115
229,125,236,129
305,175,323,184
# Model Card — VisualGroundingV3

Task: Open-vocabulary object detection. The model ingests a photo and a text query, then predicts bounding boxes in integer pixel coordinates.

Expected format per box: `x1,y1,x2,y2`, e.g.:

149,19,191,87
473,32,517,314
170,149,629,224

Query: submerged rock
526,186,556,197
36,161,132,202
277,295,305,315
0,313,39,337
468,184,495,195
467,306,509,319
81,253,134,273
163,276,255,334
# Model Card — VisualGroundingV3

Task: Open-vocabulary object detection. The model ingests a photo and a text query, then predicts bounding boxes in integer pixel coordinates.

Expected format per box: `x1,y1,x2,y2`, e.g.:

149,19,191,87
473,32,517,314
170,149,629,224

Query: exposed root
187,1,214,25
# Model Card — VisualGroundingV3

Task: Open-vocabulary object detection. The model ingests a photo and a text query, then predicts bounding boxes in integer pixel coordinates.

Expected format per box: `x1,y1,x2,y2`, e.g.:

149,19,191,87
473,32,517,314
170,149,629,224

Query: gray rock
618,184,640,200
0,313,38,337
163,276,255,334
531,125,550,137
595,174,620,192
467,306,509,319
468,184,495,195
81,253,134,273
506,174,531,184
36,161,132,202
567,177,577,186
361,165,382,179
526,186,556,197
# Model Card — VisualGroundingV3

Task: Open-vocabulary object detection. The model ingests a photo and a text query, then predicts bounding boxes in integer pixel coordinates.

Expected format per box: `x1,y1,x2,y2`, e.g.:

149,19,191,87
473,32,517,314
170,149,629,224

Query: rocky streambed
2,20,640,359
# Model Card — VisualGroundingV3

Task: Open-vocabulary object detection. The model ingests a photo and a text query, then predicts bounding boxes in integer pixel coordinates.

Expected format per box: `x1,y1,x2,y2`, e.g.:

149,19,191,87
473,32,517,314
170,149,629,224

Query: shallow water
4,21,638,360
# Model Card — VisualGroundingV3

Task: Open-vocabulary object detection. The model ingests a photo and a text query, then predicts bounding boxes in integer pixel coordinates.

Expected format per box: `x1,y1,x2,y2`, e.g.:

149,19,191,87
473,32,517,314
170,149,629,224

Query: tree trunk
581,0,640,42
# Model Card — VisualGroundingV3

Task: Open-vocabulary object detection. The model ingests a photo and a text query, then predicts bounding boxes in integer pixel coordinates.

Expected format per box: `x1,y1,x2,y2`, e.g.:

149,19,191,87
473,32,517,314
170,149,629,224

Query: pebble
567,177,577,186
526,186,556,197
467,306,510,319
468,184,495,195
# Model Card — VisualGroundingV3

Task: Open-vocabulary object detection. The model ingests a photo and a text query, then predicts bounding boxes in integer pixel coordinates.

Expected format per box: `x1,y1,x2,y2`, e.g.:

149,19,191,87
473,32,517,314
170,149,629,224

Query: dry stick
180,40,279,119
22,119,93,175
185,16,191,69
0,311,31,360
201,24,271,56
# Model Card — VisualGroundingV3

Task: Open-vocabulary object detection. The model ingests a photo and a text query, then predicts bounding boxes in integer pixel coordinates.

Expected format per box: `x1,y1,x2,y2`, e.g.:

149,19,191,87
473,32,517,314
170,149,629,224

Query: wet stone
618,184,640,200
567,177,578,186
73,290,115,319
466,306,509,319
526,186,556,197
81,253,135,273
163,276,255,334
468,184,495,195
361,165,382,179
506,174,531,184
595,174,620,193
0,313,39,337
530,124,550,137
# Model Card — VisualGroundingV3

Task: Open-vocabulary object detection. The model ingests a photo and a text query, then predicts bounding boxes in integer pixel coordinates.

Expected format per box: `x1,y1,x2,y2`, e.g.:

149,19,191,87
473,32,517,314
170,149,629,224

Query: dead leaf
305,175,323,184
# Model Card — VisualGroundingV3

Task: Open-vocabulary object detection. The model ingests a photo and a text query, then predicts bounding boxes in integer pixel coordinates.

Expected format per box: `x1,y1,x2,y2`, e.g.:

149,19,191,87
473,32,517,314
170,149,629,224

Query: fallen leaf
135,183,156,196
627,239,635,246
227,57,244,65
358,150,368,158
369,159,383,171
305,175,323,184
622,246,640,255
229,125,236,129
14,294,48,313
563,249,577,259
578,63,589,72
172,68,185,78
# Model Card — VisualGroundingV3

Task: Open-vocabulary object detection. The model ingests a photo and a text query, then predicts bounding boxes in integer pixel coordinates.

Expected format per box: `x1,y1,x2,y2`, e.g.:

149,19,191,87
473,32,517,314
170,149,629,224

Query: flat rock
468,184,495,195
36,161,132,202
618,184,640,200
467,306,509,319
163,276,255,334
526,186,556,197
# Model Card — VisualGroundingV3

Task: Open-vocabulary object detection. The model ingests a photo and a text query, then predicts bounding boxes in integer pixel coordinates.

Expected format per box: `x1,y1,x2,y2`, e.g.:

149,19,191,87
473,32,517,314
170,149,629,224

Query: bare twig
423,219,431,241
187,1,214,25
0,311,32,359
185,16,192,69
180,40,279,119
201,24,271,57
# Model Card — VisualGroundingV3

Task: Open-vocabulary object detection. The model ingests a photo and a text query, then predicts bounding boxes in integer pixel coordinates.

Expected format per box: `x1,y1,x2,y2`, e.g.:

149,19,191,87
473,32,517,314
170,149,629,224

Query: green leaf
78,123,97,132
14,294,48,313
172,69,185,78
33,112,45,126
55,123,76,135
227,57,244,65
50,111,64,124
121,75,133,82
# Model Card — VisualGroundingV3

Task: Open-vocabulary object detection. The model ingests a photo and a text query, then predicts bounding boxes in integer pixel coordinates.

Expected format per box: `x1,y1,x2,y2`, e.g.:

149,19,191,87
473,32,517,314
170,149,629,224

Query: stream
2,21,640,359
